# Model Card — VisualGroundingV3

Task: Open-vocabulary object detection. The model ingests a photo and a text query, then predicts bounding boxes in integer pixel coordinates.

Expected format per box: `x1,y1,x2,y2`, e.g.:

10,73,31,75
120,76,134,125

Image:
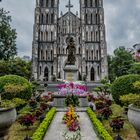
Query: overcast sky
1,0,140,57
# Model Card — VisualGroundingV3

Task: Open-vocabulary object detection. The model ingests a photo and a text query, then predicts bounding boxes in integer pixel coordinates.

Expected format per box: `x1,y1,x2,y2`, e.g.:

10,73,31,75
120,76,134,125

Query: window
91,50,93,59
51,31,53,41
86,32,88,41
46,0,49,7
41,13,44,24
46,31,48,41
40,0,44,7
51,66,53,75
44,67,49,81
95,0,98,7
90,0,93,7
40,66,42,75
91,67,95,81
46,14,49,24
46,50,48,60
51,50,53,60
85,14,88,24
51,13,54,24
98,66,100,75
85,0,87,7
51,0,54,7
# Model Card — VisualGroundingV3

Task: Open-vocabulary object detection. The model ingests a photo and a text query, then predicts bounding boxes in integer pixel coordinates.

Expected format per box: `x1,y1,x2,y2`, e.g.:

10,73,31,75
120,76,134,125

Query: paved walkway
44,112,99,140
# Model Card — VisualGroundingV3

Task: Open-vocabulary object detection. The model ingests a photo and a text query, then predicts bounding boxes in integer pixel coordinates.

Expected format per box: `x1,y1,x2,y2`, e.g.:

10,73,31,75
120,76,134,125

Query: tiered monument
32,0,108,82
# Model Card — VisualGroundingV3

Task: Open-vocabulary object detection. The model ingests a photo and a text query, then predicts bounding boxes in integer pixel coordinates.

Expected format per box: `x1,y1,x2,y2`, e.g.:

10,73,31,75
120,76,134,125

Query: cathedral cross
66,0,73,35
66,0,73,13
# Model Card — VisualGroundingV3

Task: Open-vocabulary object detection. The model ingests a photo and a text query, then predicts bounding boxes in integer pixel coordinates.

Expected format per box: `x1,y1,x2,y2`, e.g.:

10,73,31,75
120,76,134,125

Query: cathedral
32,0,108,82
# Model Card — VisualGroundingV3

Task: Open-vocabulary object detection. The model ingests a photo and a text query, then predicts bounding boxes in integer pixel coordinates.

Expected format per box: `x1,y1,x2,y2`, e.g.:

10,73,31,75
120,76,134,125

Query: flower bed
87,107,113,140
32,107,56,140
62,105,81,140
57,82,87,95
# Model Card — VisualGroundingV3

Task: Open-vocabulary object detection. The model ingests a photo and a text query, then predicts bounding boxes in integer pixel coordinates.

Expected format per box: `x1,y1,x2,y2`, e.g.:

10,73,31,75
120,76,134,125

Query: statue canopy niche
66,37,76,65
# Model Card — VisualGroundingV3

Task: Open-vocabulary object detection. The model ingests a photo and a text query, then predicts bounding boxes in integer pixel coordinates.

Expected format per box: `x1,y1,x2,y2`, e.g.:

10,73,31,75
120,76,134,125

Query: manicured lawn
102,104,136,140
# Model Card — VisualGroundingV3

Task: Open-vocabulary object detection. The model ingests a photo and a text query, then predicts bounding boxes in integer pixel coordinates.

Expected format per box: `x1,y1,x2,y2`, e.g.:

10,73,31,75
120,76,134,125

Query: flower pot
128,104,140,140
0,107,17,139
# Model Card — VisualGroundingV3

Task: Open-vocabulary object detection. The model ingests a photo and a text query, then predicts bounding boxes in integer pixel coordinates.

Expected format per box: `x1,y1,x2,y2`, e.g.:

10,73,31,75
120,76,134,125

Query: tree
0,8,17,60
108,47,134,82
0,58,31,80
129,62,140,74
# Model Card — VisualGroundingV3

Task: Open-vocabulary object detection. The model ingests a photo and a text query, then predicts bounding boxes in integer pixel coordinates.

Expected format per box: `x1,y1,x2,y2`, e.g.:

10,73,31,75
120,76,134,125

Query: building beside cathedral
32,0,108,82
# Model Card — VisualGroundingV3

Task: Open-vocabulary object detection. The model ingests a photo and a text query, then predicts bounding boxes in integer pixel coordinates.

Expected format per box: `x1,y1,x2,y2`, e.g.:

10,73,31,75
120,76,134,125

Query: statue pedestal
64,65,78,81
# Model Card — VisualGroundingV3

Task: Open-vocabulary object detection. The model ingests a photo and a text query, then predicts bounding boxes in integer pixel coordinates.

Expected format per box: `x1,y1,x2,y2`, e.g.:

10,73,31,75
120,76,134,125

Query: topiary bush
0,75,32,100
111,74,140,104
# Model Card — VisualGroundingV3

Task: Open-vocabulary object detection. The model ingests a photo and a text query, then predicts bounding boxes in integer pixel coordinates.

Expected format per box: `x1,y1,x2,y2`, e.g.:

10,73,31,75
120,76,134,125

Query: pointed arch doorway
44,67,49,81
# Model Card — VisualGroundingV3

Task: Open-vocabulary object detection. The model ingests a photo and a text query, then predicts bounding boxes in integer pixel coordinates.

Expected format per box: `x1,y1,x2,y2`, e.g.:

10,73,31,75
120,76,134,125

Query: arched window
91,67,95,81
40,66,42,75
79,47,81,54
46,50,48,60
98,66,100,75
96,50,99,60
46,13,49,24
85,13,88,24
96,13,98,24
41,13,44,24
85,0,87,7
51,13,54,24
95,0,98,7
51,50,53,60
86,66,88,75
51,66,53,75
41,50,43,60
51,0,54,7
44,67,49,81
86,32,88,41
86,50,88,60
59,47,60,54
41,31,43,41
46,31,48,41
91,14,92,24
51,31,53,41
91,50,93,60
46,0,49,7
90,0,93,7
79,37,81,44
96,31,98,41
40,0,44,7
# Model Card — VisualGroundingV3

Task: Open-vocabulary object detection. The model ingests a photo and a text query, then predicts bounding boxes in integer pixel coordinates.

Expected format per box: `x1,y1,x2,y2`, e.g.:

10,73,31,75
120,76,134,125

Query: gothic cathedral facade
32,0,108,82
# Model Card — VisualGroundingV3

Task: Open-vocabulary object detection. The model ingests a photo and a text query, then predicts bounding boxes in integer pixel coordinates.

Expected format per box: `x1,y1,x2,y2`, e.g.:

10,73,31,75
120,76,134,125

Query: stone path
44,112,99,140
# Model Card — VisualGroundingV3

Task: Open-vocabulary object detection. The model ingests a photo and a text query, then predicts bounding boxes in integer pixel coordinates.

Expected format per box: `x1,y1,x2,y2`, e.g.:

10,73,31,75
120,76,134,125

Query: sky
1,0,140,57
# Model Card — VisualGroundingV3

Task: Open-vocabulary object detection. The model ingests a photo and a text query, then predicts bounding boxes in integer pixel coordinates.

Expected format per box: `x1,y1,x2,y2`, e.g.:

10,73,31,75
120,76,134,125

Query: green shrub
0,75,32,100
87,108,113,140
65,94,79,107
120,93,140,107
32,107,56,140
111,74,140,104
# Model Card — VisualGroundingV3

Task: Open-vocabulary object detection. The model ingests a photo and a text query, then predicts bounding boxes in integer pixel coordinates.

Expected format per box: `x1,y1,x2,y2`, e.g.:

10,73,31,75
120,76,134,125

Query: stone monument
64,38,78,81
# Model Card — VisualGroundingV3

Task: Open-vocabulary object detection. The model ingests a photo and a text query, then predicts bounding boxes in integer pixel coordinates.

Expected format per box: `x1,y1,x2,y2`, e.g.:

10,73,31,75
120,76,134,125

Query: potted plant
0,96,17,139
124,81,140,139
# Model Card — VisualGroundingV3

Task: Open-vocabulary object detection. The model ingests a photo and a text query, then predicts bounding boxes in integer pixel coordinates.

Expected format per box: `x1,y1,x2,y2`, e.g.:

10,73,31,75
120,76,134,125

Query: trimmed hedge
111,74,140,104
87,108,113,140
32,107,56,140
0,75,32,100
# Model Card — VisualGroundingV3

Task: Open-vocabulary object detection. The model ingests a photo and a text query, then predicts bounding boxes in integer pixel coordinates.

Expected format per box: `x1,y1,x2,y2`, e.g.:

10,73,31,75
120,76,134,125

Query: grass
8,120,40,140
102,104,137,140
